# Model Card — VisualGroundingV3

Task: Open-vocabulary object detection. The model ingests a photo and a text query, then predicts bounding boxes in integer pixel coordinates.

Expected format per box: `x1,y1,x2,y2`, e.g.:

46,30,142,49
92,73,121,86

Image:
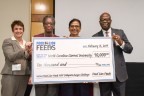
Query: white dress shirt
102,28,125,49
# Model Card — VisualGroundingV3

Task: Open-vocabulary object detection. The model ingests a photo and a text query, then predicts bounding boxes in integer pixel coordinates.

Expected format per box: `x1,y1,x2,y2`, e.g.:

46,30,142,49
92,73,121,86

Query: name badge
12,64,21,71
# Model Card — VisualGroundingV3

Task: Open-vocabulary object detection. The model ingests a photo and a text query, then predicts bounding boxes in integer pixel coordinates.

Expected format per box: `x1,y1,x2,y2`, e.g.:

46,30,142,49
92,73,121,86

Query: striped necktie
105,31,109,37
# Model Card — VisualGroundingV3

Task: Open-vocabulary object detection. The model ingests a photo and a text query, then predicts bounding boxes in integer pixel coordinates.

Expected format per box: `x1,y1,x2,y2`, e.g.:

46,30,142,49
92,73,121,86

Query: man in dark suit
34,15,59,96
92,12,133,96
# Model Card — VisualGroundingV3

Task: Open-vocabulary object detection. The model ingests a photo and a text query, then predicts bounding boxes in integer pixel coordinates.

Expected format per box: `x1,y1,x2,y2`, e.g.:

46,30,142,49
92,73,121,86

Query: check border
32,37,115,84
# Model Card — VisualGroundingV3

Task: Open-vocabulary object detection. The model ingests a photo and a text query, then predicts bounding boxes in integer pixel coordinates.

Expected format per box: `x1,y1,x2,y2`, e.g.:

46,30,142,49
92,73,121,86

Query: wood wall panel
31,22,44,37
31,0,53,14
31,0,54,39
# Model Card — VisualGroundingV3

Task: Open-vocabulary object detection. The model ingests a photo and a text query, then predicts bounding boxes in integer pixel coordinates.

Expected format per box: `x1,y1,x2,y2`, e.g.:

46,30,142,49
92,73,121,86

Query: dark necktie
105,31,109,37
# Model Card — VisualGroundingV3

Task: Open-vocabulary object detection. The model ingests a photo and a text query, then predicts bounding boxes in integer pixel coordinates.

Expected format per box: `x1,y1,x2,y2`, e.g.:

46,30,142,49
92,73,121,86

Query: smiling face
11,20,24,39
69,21,81,37
12,25,24,39
99,13,112,31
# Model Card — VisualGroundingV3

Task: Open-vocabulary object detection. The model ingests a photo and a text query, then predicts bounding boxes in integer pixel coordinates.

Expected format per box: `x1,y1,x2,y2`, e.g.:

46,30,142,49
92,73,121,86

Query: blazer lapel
12,40,23,49
111,28,115,35
111,28,118,47
98,30,104,37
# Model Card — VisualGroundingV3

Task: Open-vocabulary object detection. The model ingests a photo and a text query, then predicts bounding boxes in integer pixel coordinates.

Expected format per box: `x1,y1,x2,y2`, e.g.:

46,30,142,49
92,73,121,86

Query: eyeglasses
100,19,111,23
44,22,54,26
70,25,80,28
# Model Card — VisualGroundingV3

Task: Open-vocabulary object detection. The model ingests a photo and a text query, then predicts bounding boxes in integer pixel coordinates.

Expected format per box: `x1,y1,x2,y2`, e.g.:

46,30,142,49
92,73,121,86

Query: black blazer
92,28,133,82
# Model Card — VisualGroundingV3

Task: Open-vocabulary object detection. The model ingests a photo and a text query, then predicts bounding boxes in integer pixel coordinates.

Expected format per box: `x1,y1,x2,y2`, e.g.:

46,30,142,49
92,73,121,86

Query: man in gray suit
92,12,133,96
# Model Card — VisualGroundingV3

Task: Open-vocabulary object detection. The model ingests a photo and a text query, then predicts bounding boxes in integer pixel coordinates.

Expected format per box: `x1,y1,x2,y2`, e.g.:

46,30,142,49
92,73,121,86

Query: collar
11,36,26,48
102,28,112,37
11,36,17,40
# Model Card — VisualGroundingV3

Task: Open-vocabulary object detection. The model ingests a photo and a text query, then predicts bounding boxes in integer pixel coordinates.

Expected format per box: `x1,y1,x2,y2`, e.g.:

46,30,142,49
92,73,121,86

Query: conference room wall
0,1,30,96
55,0,144,62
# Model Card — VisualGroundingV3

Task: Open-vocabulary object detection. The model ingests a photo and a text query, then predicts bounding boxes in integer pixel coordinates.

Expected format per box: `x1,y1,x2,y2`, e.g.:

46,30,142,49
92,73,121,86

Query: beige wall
0,0,31,95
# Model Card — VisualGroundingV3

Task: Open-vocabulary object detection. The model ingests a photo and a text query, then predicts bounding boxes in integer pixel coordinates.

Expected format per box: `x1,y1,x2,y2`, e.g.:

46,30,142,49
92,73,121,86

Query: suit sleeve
121,30,133,53
2,39,27,62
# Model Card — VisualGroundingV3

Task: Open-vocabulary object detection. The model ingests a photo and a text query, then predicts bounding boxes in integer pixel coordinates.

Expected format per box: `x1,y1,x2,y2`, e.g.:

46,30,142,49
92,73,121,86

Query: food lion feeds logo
36,41,56,50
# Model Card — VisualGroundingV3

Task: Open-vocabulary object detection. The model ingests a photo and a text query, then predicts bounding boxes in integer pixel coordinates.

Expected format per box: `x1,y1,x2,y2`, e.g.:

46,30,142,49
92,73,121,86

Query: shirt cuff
115,40,125,49
120,41,125,49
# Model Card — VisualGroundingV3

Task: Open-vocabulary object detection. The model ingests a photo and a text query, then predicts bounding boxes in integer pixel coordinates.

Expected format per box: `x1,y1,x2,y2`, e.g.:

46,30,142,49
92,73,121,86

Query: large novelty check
32,37,115,84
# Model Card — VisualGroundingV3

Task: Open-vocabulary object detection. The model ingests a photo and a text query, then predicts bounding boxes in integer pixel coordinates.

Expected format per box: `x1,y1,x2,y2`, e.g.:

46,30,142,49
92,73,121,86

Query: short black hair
11,20,24,31
69,18,81,28
99,12,111,20
43,15,55,25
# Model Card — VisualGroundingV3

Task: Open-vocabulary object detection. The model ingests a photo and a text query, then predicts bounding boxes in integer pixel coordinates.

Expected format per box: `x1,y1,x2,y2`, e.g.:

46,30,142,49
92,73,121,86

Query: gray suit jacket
92,28,133,82
1,38,31,75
